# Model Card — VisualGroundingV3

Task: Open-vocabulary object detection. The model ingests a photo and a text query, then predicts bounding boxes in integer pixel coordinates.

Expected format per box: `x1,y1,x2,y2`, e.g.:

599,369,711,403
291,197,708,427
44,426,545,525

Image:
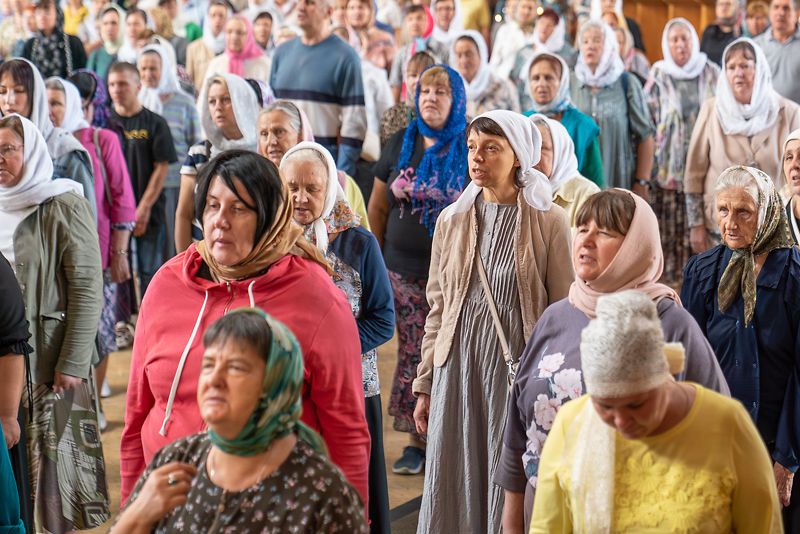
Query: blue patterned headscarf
207,308,328,457
68,69,111,128
395,64,468,235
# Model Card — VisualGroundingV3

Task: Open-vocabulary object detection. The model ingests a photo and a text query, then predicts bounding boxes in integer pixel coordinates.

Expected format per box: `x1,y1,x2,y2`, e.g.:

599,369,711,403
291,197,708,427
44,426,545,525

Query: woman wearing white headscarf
588,0,644,51
412,109,573,534
520,51,604,187
0,113,107,533
570,19,654,192
186,0,231,86
782,129,800,242
116,7,156,64
450,30,520,117
489,0,538,80
530,115,600,229
175,73,259,252
281,141,394,534
431,0,463,45
0,58,97,219
87,4,126,84
642,18,719,283
685,37,800,255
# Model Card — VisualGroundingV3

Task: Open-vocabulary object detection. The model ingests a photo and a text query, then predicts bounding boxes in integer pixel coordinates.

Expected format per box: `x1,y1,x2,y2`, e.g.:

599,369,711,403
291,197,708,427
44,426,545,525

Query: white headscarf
199,73,259,157
532,15,566,53
574,20,625,88
714,37,780,137
15,58,88,160
431,0,464,45
590,0,621,20
449,30,494,101
203,2,231,55
45,77,89,133
117,10,158,63
0,115,83,213
137,44,181,115
445,110,552,221
280,141,345,254
249,4,283,53
650,18,708,81
521,51,572,115
532,115,579,193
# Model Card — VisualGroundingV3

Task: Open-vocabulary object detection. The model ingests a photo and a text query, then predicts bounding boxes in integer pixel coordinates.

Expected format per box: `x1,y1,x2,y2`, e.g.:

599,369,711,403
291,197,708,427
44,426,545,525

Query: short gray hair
260,101,302,136
529,114,550,132
281,147,329,173
714,166,760,207
45,78,65,92
578,19,606,44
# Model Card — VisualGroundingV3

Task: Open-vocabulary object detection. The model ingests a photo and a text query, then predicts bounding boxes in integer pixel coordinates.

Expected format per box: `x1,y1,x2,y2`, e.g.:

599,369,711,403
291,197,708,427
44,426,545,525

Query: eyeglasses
0,145,22,159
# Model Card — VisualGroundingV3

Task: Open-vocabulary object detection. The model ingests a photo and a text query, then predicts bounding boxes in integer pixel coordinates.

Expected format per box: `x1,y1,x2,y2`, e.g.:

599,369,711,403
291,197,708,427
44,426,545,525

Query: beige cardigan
411,195,574,397
186,39,218,88
684,93,800,231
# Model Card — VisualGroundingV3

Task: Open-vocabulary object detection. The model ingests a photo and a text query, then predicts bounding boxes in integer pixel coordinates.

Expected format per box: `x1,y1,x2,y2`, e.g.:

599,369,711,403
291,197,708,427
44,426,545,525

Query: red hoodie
120,245,371,510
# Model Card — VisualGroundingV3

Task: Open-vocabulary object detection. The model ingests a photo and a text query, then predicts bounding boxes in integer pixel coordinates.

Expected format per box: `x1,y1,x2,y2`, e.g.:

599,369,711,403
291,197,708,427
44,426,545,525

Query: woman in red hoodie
120,149,371,513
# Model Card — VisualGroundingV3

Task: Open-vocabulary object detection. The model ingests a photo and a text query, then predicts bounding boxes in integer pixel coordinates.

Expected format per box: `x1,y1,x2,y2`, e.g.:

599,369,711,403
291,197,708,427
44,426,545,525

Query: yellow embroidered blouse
530,385,782,533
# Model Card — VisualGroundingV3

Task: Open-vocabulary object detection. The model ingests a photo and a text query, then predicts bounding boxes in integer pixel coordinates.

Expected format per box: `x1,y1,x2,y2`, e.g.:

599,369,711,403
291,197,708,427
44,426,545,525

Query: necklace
207,444,274,491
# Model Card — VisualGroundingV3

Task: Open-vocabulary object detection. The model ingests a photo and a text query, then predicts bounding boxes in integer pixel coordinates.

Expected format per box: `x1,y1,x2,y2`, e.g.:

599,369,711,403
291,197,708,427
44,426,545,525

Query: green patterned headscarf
717,167,794,326
207,308,328,457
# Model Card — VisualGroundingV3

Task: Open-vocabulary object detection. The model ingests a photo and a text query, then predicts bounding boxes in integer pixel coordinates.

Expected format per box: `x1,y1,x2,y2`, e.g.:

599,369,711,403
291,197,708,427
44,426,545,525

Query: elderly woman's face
573,217,625,281
454,38,481,83
534,125,554,177
0,72,32,119
202,176,258,266
717,186,759,249
536,16,556,42
591,382,673,440
725,49,756,105
46,88,66,128
418,82,452,130
785,139,800,197
581,28,605,71
285,159,328,226
0,128,24,189
198,339,266,440
467,130,519,192
529,59,560,105
667,24,692,68
258,110,300,168
225,17,248,53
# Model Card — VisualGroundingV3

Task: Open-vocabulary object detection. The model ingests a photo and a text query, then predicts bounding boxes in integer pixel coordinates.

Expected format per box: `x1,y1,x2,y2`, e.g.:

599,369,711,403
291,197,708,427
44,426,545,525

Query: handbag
474,246,519,393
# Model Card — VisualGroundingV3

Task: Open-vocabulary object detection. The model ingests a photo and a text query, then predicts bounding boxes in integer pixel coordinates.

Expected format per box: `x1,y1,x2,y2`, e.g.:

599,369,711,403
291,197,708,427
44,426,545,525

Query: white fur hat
580,290,685,398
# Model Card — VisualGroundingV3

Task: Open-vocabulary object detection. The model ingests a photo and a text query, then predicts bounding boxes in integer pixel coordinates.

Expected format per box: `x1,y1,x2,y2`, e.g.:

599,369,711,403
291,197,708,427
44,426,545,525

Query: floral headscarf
208,308,328,456
395,64,468,234
717,166,794,326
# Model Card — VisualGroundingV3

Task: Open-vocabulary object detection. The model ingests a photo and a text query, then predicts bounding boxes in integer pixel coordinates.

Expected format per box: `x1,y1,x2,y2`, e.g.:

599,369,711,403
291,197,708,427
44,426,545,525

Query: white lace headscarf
449,30,494,101
714,37,779,137
574,20,625,88
137,44,181,115
651,18,708,80
568,290,686,533
445,110,552,221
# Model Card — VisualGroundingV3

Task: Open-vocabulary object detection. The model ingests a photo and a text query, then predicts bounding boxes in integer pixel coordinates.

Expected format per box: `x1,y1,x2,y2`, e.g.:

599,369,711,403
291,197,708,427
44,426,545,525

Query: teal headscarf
207,308,328,457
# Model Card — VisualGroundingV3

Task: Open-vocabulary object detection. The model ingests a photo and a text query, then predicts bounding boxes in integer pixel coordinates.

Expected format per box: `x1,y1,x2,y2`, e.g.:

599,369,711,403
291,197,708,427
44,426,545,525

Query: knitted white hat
580,290,685,398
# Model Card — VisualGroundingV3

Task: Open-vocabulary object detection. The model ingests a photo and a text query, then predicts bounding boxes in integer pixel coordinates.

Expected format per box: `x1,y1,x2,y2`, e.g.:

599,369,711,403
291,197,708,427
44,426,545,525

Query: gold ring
168,473,178,485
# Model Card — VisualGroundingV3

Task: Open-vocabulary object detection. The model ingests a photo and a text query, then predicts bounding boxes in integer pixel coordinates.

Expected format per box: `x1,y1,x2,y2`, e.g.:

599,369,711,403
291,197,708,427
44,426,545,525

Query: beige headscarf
569,190,680,317
196,178,332,281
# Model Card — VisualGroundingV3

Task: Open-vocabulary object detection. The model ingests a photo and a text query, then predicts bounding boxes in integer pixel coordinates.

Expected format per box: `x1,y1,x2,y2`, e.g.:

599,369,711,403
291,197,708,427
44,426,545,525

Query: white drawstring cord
159,290,209,437
248,280,256,307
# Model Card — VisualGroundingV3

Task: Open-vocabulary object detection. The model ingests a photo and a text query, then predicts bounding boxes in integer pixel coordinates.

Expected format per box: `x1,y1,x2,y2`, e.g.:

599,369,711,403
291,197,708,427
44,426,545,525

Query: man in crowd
108,61,177,295
270,0,367,176
755,0,800,104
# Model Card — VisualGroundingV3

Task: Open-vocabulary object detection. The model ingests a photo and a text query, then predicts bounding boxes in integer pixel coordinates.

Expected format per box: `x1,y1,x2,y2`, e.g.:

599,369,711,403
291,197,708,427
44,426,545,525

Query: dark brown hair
407,50,436,73
574,190,636,235
406,4,426,16
530,54,563,80
725,41,756,64
466,117,523,188
0,60,35,112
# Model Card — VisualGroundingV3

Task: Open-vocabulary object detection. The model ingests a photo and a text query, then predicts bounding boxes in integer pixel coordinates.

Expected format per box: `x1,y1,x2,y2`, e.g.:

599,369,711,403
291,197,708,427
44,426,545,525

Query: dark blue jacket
682,245,800,471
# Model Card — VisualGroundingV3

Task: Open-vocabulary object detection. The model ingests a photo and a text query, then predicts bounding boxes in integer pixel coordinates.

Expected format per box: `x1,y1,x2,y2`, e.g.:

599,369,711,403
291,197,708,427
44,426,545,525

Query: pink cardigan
78,127,138,270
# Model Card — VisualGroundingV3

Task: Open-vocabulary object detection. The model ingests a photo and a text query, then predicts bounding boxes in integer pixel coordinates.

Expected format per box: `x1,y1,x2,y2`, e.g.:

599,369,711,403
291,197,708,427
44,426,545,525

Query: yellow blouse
530,385,782,533
63,5,89,36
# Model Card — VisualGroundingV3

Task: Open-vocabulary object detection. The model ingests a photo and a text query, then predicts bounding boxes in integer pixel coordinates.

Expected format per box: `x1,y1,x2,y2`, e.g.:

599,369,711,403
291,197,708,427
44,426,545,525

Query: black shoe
392,446,425,475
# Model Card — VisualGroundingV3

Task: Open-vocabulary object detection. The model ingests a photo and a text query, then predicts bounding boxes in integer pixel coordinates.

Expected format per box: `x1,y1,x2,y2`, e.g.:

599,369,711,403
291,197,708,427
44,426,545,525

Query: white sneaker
98,411,108,432
101,378,111,398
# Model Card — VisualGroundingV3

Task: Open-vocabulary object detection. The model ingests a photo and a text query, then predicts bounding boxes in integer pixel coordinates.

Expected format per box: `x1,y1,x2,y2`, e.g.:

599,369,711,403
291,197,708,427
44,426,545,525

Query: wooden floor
86,334,423,532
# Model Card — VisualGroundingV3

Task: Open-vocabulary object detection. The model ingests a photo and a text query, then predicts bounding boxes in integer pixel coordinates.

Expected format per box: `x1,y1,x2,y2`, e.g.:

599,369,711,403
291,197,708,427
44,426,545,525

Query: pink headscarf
569,190,680,318
226,15,265,77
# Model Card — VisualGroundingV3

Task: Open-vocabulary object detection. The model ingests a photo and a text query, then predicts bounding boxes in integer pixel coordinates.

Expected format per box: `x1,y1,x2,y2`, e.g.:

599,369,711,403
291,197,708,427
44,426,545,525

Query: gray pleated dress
417,196,526,534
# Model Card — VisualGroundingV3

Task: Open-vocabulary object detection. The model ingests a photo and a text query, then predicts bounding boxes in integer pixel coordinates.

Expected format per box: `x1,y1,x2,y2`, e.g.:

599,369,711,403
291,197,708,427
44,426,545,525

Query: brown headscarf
569,190,680,318
196,180,332,281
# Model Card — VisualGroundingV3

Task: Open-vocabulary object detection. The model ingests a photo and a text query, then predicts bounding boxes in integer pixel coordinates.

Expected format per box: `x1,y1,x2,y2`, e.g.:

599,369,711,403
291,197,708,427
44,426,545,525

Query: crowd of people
0,0,798,530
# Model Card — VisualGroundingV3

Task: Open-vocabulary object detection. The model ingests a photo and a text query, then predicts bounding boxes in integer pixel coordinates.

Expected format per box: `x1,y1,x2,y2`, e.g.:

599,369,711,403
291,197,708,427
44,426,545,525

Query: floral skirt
387,270,429,439
650,187,690,285
27,381,109,532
